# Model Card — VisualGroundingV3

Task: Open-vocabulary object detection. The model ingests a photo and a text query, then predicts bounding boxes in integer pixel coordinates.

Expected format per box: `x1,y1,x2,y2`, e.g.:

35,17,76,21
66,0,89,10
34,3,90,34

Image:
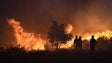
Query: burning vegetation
5,18,112,52
8,19,46,51
47,21,73,49
7,19,74,51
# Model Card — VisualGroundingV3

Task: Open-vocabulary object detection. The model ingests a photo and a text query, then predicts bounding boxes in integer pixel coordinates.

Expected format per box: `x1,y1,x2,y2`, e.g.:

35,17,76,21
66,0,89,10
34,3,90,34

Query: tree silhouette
48,21,73,48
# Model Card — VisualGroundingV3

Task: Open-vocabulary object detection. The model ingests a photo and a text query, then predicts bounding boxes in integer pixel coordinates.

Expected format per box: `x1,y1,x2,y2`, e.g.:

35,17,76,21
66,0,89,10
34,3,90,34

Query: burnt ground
0,49,112,63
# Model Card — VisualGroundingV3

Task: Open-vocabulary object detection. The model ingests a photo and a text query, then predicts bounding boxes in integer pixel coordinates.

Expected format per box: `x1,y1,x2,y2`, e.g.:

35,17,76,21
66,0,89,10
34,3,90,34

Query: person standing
78,36,82,49
74,35,82,50
74,35,78,48
90,35,97,53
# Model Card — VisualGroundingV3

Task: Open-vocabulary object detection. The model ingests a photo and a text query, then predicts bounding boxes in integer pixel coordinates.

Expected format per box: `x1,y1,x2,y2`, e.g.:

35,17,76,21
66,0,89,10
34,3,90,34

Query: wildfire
60,39,74,49
83,30,112,40
7,18,112,51
65,24,73,34
8,19,46,51
60,29,112,49
59,24,74,49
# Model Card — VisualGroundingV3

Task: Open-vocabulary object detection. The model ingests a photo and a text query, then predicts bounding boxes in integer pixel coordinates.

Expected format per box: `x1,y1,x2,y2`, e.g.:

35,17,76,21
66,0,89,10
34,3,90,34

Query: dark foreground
0,50,112,63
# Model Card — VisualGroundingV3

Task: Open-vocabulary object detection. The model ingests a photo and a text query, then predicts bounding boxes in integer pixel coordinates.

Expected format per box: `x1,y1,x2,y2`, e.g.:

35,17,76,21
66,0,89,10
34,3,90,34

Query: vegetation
47,21,73,48
0,36,112,62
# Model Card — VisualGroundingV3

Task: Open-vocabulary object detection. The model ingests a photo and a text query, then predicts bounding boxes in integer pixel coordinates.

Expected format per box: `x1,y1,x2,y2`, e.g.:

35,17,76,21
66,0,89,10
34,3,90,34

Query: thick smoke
1,0,112,34
71,0,112,35
0,0,112,51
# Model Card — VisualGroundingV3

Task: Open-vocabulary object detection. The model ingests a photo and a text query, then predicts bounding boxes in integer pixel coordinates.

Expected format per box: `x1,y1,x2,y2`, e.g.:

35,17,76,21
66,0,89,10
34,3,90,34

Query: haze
0,0,112,47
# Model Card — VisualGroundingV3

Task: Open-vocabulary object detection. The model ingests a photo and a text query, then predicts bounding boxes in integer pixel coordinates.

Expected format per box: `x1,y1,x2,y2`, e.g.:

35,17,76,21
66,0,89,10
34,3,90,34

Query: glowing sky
0,0,112,47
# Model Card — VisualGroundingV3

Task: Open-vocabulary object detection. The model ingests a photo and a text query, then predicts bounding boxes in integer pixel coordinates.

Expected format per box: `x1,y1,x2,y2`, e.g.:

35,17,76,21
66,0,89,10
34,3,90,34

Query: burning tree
47,21,73,48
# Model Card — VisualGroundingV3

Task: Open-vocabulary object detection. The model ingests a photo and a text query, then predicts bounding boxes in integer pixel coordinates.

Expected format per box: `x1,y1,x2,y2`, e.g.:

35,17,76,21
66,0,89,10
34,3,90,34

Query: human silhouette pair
74,35,97,52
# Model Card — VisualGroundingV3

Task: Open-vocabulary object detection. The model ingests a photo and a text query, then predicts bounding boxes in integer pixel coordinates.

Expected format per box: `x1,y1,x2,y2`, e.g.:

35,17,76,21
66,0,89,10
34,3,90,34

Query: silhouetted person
78,36,82,49
90,35,97,53
74,36,82,50
74,35,78,48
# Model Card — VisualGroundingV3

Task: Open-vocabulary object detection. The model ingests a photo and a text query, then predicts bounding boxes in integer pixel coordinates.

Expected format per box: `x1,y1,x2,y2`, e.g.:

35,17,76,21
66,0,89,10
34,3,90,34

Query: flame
59,29,112,49
8,19,46,51
65,24,73,34
59,39,74,49
59,24,73,49
83,30,112,40
7,18,112,50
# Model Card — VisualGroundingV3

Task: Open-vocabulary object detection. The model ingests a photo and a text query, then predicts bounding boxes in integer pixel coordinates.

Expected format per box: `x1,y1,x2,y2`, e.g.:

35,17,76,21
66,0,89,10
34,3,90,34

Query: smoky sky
0,0,112,47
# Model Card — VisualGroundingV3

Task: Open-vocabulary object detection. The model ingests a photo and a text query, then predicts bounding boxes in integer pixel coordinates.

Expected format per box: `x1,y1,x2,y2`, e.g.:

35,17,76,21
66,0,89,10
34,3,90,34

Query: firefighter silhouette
90,35,97,52
74,35,78,48
78,36,82,49
74,35,82,49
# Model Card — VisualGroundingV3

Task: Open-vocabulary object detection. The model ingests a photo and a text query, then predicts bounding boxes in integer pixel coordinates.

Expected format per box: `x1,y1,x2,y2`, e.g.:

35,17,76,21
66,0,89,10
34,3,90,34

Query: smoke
0,0,112,51
1,0,112,34
71,0,112,35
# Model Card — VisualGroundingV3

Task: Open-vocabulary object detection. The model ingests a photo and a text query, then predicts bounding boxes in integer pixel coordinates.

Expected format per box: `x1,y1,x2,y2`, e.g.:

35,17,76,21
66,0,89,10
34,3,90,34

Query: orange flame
83,30,112,40
60,24,74,49
7,19,112,50
59,29,112,49
8,19,46,51
59,39,74,49
65,24,73,34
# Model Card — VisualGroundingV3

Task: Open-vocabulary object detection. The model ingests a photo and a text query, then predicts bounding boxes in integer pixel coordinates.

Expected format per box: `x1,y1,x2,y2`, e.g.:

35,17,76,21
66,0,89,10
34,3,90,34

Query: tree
47,21,73,48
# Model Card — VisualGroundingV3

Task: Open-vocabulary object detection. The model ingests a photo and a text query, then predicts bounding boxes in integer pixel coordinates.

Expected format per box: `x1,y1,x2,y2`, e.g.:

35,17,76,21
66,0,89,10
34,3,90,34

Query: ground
0,49,112,63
